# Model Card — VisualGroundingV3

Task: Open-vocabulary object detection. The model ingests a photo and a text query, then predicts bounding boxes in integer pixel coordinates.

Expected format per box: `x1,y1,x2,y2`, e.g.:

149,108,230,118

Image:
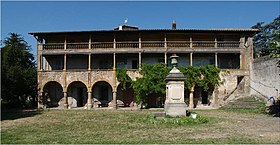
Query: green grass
0,109,276,144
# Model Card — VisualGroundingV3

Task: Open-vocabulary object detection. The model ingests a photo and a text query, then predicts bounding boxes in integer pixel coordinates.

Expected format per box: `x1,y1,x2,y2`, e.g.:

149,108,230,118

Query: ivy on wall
116,64,221,105
116,68,132,90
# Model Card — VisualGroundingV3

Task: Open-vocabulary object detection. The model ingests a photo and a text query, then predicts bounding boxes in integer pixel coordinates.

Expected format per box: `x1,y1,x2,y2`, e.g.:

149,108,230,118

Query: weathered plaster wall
213,69,250,107
250,57,280,99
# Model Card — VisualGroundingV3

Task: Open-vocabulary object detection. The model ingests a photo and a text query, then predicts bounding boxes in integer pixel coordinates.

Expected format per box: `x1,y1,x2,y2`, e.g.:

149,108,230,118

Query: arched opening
117,83,135,107
67,81,88,108
92,81,113,107
43,81,63,108
193,85,214,108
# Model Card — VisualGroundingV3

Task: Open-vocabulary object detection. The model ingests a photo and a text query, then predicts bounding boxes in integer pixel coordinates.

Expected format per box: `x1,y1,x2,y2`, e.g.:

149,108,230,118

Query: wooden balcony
42,41,241,50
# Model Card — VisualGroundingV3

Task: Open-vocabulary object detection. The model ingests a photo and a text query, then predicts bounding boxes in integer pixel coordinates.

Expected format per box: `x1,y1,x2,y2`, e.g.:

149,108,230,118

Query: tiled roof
29,28,259,35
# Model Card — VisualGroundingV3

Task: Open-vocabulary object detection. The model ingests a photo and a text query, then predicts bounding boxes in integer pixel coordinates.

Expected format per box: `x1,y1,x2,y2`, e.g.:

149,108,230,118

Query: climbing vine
116,64,221,105
116,68,132,90
178,65,221,91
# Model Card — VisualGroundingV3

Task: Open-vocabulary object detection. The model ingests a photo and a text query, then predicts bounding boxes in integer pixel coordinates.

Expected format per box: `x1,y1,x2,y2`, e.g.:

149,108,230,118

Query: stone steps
222,96,265,109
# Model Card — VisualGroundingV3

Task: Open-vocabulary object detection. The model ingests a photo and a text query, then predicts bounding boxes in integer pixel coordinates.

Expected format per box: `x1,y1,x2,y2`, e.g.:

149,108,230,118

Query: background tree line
252,15,280,58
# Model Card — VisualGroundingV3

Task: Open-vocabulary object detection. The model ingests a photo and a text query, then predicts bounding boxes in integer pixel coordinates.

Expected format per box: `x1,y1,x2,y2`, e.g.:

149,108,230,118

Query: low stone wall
250,57,280,100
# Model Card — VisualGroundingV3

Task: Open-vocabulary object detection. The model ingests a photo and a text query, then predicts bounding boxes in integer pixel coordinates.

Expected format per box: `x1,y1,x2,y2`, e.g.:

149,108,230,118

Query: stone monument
165,54,187,117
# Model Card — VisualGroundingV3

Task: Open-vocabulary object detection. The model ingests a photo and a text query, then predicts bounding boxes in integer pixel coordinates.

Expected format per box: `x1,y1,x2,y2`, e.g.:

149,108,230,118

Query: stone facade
30,25,258,109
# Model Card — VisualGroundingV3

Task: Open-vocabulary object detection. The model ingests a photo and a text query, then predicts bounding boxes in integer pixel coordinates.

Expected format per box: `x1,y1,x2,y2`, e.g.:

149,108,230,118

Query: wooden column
139,33,141,48
215,53,218,68
190,36,193,49
164,52,167,65
214,37,218,48
64,38,67,50
89,35,92,50
64,54,67,71
164,34,167,48
88,54,91,70
139,52,142,70
113,53,116,70
190,52,193,66
113,34,116,49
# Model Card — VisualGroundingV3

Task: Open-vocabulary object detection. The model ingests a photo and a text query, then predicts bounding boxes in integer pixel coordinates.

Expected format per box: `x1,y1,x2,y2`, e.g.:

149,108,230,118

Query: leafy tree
252,16,280,57
1,33,37,108
117,64,221,106
132,63,171,104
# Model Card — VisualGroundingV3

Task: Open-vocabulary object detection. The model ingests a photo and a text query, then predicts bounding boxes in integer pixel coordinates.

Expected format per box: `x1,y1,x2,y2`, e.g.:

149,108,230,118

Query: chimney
172,20,176,30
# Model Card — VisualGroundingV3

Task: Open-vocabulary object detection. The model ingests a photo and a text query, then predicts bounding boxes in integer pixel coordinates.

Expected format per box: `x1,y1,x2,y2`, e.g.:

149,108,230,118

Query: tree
252,16,280,57
1,33,37,108
132,63,171,105
117,64,221,107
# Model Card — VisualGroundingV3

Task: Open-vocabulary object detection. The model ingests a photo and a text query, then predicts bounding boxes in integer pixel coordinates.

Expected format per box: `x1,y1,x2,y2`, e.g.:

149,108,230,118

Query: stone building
29,22,258,109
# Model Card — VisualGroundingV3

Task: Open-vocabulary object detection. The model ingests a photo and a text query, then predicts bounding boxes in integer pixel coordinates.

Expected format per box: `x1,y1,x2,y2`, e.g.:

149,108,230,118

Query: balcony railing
92,42,113,48
193,41,215,48
116,42,139,48
67,43,88,49
43,43,64,50
142,41,165,48
42,41,241,50
167,41,190,47
217,41,240,48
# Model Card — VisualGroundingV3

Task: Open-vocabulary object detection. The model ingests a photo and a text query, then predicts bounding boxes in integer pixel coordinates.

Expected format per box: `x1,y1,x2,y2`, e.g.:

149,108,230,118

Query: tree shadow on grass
1,109,42,121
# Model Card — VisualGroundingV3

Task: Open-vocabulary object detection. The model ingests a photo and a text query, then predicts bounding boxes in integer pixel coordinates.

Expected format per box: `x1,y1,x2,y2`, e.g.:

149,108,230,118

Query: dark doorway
201,90,208,105
100,86,109,101
77,87,84,107
43,81,64,108
92,81,113,107
67,81,88,108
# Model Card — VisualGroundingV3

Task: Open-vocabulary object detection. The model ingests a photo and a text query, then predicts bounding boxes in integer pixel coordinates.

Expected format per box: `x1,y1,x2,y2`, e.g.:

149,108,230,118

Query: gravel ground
197,110,280,143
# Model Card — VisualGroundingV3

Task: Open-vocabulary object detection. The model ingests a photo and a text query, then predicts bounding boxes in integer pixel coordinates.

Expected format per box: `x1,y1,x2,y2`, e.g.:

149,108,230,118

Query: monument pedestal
165,66,187,117
165,103,187,117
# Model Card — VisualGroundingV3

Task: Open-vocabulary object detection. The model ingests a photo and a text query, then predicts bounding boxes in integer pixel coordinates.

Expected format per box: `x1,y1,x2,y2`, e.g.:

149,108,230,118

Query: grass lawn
1,108,279,144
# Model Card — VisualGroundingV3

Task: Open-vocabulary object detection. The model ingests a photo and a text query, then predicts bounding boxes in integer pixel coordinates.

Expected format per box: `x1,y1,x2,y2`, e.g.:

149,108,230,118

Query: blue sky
1,1,280,57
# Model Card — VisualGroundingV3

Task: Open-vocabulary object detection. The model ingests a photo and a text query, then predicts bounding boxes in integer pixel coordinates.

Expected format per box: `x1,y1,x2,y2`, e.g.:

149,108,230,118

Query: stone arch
67,81,88,108
117,83,136,107
92,79,114,90
92,81,113,107
43,81,64,108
